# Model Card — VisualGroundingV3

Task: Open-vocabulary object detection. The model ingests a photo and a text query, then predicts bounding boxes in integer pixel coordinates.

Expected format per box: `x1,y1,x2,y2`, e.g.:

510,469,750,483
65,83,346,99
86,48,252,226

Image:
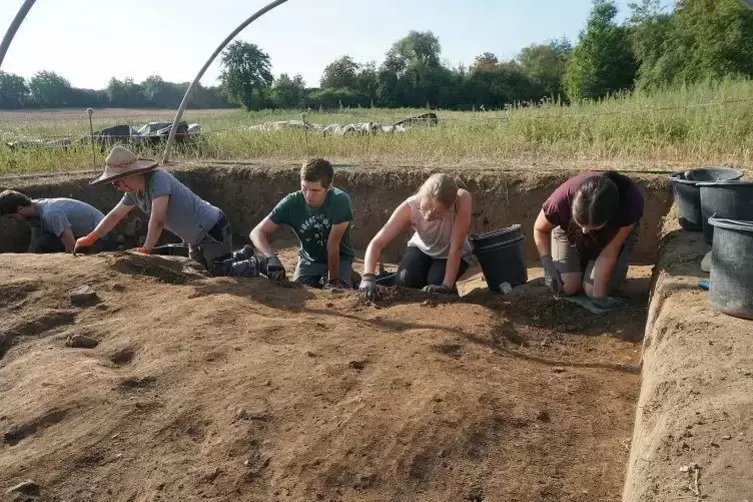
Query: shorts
551,222,639,293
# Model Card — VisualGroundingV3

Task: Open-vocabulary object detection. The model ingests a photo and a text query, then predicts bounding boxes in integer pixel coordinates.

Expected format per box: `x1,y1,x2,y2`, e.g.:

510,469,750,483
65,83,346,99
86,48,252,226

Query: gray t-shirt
120,169,221,246
32,198,105,238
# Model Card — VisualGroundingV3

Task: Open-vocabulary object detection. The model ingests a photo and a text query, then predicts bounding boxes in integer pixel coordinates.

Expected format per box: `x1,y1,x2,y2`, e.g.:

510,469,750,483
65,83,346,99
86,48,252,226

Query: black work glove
540,254,564,295
324,278,351,290
265,255,286,281
422,284,458,295
359,273,378,301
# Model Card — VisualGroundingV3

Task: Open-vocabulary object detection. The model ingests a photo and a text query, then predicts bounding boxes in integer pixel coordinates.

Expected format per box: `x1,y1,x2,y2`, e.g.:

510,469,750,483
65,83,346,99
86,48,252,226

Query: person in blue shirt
0,189,116,253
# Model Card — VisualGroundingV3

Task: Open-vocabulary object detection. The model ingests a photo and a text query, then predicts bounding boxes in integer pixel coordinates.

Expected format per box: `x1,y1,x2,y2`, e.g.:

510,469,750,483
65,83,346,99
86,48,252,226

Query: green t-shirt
269,187,355,265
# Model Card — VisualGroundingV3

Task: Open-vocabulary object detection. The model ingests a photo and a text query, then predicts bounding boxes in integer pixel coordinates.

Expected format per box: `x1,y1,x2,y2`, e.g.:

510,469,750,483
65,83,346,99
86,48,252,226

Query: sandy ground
0,250,650,502
623,222,753,501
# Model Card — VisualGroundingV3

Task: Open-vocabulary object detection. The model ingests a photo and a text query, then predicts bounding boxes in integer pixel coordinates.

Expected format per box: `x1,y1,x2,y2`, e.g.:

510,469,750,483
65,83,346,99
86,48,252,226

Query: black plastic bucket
708,217,753,319
472,231,527,292
698,180,753,245
469,224,522,249
668,167,743,231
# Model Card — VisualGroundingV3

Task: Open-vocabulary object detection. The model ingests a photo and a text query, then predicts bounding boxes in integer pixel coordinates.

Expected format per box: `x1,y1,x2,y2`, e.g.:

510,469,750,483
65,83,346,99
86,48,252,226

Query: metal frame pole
161,0,291,165
0,0,37,70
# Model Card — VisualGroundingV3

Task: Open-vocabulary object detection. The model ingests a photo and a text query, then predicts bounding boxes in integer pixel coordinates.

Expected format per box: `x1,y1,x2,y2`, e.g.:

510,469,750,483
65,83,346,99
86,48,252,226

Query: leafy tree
271,73,306,108
471,52,500,72
305,88,369,109
28,71,73,107
377,31,447,107
564,0,638,100
106,78,144,108
220,40,273,111
191,84,232,109
0,71,29,109
320,56,360,89
385,31,442,72
356,62,379,105
464,62,546,108
68,88,109,108
375,68,401,107
670,0,753,84
518,38,572,98
627,0,676,89
141,75,182,108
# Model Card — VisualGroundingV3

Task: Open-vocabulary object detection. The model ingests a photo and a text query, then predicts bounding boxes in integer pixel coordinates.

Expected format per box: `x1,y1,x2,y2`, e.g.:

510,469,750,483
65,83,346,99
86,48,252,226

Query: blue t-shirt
32,198,105,238
269,188,355,265
121,169,221,246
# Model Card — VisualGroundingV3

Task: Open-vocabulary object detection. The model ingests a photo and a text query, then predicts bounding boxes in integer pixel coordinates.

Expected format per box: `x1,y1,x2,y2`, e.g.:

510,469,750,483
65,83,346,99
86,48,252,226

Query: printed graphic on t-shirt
299,214,331,250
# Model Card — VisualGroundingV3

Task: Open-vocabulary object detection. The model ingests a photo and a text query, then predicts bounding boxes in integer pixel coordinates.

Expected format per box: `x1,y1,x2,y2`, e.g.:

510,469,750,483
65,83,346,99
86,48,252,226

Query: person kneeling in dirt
0,189,117,254
358,173,473,301
248,158,356,289
533,171,644,308
73,145,257,275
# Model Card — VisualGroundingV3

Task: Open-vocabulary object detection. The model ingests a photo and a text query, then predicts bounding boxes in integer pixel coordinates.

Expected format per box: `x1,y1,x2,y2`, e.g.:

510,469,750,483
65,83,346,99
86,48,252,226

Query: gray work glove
265,255,286,281
540,254,564,295
359,273,378,301
422,284,458,295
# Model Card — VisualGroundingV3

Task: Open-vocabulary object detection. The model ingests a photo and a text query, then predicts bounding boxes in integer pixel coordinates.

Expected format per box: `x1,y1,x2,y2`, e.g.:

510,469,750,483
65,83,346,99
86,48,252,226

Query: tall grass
2,77,753,174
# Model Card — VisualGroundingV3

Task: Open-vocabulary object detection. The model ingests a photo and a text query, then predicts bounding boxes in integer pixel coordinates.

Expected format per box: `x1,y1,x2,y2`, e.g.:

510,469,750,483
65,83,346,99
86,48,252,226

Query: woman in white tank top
359,173,473,300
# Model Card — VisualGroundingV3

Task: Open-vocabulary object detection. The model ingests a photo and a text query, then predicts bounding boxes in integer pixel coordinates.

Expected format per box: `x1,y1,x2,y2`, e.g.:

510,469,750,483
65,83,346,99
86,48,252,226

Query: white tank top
406,194,474,262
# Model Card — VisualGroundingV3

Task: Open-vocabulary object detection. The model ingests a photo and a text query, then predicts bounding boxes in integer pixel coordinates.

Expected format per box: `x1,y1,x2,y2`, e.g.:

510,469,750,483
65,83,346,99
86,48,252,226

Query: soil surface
0,250,649,502
623,219,753,501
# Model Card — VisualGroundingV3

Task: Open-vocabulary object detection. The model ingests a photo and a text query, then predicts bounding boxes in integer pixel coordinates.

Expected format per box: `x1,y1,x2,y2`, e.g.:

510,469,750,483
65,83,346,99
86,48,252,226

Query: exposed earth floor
0,249,651,502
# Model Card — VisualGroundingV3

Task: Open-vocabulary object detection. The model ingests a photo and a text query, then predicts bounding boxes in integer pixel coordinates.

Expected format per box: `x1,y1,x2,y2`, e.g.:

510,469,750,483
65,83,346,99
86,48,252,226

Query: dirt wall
622,218,753,501
0,163,673,263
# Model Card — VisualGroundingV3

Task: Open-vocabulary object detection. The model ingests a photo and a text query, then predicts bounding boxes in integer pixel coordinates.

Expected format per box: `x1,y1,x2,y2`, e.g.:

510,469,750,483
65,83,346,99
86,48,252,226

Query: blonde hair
418,173,458,209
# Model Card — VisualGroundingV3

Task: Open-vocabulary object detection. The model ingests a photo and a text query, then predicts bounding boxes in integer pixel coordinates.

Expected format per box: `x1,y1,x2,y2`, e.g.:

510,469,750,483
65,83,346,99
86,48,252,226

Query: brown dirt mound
0,252,649,502
623,224,753,501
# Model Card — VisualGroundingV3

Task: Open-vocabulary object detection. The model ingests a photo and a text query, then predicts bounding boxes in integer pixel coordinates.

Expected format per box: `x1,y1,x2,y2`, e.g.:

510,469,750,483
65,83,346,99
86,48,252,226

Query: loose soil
0,250,650,502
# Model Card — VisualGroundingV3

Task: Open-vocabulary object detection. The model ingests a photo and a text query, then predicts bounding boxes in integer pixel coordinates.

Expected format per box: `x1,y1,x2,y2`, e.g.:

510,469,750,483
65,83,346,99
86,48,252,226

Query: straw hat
90,146,159,185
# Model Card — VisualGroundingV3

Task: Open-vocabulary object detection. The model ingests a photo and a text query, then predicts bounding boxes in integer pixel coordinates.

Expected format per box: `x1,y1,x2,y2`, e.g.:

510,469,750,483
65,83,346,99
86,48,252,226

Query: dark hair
301,158,334,187
571,172,628,228
0,189,32,216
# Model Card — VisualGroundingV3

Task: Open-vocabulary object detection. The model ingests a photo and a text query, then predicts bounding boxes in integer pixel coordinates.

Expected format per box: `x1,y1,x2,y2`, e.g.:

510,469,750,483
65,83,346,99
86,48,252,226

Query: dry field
1,78,753,174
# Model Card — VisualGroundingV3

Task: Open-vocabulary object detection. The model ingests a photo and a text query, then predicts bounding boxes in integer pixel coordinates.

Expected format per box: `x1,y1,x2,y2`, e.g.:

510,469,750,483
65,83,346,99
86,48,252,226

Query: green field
2,78,753,174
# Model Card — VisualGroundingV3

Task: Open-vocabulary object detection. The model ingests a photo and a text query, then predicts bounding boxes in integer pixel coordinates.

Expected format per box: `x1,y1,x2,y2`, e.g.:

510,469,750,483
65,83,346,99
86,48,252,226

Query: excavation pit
0,164,750,501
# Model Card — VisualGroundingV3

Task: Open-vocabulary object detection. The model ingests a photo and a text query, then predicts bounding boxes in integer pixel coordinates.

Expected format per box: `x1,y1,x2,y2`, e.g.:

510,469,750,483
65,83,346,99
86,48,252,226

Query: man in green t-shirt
249,158,356,289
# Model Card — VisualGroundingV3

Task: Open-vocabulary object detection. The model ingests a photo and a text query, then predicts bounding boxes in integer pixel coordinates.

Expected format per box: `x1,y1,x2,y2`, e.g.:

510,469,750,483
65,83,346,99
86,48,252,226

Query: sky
0,0,637,90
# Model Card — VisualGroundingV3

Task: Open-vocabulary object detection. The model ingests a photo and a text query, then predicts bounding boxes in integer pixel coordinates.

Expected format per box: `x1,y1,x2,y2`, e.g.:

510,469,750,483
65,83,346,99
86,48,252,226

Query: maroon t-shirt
542,172,644,260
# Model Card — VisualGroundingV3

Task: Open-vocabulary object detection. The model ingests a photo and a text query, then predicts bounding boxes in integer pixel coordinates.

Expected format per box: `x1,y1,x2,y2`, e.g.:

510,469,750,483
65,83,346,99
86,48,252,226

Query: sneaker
232,244,255,261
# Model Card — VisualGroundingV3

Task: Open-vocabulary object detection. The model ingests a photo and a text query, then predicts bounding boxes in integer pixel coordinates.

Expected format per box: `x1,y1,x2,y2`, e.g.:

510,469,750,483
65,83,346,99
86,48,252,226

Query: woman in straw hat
74,145,267,276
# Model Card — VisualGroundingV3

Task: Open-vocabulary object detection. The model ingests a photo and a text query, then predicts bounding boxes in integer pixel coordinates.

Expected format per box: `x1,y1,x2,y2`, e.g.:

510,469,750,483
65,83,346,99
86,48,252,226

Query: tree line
222,0,753,110
0,72,231,110
2,0,753,111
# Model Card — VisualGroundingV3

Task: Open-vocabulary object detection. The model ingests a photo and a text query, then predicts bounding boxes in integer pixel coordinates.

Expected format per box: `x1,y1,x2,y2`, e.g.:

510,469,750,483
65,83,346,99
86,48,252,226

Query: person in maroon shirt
532,171,644,305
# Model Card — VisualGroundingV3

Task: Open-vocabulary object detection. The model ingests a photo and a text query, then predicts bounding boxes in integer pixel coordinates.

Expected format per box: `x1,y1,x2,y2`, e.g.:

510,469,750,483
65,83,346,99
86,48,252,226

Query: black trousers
395,246,469,289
